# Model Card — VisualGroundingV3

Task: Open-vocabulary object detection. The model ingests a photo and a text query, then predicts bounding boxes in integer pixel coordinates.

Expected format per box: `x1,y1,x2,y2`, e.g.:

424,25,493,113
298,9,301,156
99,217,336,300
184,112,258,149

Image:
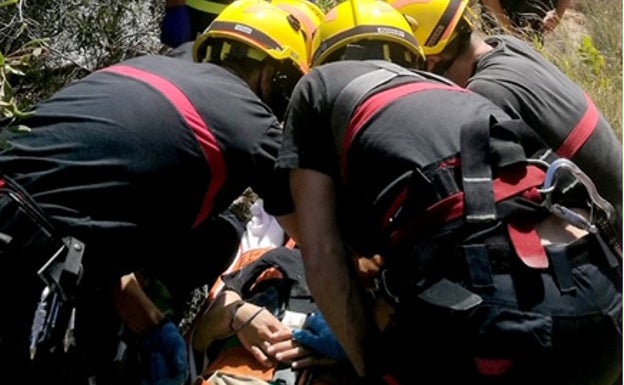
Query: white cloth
205,371,270,385
188,199,285,384
240,199,285,253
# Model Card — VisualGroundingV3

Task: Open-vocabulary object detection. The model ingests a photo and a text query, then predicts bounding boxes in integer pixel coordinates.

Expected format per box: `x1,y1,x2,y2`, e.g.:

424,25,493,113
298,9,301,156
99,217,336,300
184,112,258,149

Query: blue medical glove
292,313,348,361
140,321,189,385
160,5,192,48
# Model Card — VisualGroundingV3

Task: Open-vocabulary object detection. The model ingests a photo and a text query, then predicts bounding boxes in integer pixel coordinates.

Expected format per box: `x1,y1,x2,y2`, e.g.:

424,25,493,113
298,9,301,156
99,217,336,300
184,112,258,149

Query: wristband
228,300,246,332
232,307,265,334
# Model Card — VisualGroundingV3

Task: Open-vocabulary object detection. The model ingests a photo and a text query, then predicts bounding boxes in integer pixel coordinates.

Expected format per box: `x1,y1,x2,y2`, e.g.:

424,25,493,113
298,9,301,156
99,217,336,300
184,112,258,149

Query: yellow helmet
193,0,309,74
310,0,425,68
268,0,325,55
386,0,474,56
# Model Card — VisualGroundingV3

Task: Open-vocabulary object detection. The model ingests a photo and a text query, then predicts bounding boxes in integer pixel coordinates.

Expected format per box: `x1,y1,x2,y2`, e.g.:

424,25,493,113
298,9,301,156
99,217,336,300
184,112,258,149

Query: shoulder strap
331,61,422,164
411,68,459,87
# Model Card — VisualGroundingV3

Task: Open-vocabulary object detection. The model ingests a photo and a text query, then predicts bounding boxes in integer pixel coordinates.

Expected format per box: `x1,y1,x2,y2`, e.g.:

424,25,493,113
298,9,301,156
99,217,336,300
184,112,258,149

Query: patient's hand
266,327,340,370
233,303,293,367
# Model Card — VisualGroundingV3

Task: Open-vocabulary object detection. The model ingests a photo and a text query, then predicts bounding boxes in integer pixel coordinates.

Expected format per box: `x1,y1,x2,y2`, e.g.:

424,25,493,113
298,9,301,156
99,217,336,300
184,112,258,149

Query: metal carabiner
538,158,616,231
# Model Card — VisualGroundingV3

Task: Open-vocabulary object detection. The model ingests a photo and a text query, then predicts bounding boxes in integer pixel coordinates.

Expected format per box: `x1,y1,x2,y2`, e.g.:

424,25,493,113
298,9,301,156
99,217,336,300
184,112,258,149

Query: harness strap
331,60,420,171
387,165,546,244
463,245,494,289
460,116,497,223
343,82,468,181
101,65,227,228
547,244,577,293
463,232,616,293
507,221,549,268
460,118,549,270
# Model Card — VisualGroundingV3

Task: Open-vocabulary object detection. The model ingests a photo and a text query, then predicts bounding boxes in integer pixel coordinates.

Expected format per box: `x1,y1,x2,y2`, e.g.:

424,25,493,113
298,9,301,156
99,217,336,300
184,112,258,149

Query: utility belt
367,143,621,311
373,227,621,310
0,175,85,360
370,226,623,384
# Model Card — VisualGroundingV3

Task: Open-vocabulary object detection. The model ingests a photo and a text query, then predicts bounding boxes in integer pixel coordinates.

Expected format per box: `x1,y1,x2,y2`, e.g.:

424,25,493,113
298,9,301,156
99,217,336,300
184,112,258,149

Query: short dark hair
322,40,424,69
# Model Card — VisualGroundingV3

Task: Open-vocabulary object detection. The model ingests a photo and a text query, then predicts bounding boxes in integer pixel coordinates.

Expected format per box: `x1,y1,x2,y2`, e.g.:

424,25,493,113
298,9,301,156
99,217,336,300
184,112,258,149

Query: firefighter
387,0,622,233
0,1,307,384
274,0,623,384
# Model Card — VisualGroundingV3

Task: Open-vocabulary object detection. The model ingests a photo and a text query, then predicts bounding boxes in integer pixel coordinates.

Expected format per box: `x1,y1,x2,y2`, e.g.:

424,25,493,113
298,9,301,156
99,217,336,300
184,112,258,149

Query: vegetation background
0,0,622,139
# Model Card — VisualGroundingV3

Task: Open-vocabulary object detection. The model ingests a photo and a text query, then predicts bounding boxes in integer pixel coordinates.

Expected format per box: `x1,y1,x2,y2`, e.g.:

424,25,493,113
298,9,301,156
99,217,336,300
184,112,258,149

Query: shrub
0,0,164,117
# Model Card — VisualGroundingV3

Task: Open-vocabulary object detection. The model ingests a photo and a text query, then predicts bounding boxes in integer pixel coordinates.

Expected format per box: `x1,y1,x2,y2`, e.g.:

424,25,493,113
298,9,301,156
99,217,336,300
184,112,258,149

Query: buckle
31,237,84,360
539,158,616,231
370,269,401,305
37,237,85,301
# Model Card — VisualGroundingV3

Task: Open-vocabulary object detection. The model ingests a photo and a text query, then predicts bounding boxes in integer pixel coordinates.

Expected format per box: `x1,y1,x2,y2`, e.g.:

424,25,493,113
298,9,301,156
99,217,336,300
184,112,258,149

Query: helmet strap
329,42,422,68
342,44,367,60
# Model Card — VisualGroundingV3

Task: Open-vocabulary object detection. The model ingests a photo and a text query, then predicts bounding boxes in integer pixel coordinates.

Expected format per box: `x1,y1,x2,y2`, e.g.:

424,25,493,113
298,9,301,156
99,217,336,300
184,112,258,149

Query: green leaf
0,0,19,8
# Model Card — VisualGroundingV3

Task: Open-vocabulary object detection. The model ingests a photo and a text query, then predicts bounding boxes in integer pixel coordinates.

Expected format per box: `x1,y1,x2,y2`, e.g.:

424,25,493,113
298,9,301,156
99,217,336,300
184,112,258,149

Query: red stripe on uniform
101,65,226,228
556,93,599,159
342,82,468,179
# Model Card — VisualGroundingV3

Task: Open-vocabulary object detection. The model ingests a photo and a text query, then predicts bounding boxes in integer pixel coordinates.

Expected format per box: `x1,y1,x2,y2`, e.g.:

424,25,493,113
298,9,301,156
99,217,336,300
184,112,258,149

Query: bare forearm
112,272,166,336
306,250,377,376
191,290,243,351
275,212,299,245
291,169,376,376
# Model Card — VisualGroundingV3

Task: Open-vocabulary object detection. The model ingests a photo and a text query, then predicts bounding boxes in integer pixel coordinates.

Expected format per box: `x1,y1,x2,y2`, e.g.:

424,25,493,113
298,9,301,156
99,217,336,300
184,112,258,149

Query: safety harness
331,60,621,311
0,175,85,360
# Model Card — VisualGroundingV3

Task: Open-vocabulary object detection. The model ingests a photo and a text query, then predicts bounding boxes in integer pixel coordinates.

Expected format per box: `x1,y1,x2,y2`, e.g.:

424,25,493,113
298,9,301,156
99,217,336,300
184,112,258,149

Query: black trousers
379,235,622,385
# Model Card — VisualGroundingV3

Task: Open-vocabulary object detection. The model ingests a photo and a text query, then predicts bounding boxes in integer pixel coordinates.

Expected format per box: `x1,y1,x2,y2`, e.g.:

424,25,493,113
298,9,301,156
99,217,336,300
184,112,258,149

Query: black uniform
0,54,290,383
469,35,622,225
276,60,622,385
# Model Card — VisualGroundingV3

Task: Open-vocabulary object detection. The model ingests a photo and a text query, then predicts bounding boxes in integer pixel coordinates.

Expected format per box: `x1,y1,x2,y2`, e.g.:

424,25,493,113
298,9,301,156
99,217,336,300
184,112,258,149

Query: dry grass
529,0,622,139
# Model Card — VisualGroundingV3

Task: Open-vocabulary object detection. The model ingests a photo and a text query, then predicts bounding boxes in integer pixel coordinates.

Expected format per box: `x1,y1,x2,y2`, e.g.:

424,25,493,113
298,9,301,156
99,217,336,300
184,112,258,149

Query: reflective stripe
208,20,283,52
101,65,226,228
425,0,463,47
342,81,467,179
186,0,228,14
312,24,419,65
556,93,600,159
